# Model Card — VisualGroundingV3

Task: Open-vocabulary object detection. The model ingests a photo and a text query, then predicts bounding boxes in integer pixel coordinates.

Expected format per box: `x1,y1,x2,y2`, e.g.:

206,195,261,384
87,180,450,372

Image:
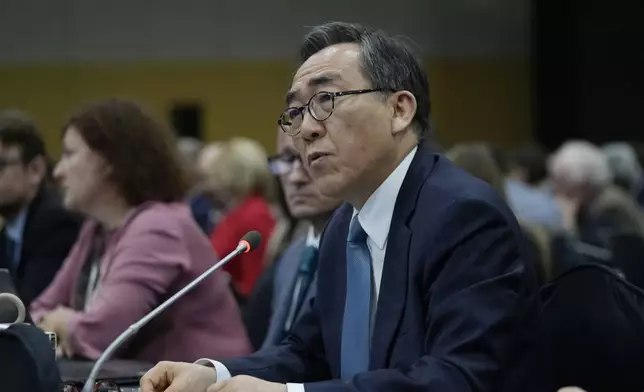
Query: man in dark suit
242,129,341,350
261,129,342,348
0,111,82,308
141,22,550,392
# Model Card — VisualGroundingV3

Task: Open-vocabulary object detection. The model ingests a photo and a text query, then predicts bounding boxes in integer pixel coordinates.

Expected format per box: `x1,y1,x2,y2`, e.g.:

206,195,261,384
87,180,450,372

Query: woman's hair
63,98,188,206
446,142,506,198
204,137,275,203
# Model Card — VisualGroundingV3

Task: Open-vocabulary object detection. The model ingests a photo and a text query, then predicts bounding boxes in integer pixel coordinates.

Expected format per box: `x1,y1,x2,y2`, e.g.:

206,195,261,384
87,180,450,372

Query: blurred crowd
447,140,644,285
1,97,644,390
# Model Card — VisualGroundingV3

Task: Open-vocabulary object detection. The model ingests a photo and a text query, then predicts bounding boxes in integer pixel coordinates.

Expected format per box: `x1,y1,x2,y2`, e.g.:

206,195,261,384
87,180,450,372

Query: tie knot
348,216,368,243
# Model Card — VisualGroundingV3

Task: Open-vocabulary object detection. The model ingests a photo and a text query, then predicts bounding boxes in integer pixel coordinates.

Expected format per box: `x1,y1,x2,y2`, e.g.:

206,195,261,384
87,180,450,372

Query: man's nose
298,110,327,143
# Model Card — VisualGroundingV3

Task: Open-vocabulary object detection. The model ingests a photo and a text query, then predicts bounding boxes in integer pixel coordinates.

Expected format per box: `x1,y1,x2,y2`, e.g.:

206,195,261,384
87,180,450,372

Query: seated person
548,141,644,275
259,127,342,348
30,99,251,363
0,111,82,307
177,137,217,235
204,138,277,301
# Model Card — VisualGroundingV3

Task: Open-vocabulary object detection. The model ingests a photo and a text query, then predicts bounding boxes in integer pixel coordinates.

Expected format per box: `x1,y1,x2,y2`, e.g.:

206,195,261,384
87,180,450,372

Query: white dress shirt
197,146,418,392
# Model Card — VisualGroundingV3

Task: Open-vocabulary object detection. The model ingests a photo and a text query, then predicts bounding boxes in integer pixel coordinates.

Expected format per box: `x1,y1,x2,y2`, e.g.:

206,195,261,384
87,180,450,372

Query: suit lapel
15,186,45,276
320,204,352,378
298,272,318,320
264,239,306,345
370,144,438,369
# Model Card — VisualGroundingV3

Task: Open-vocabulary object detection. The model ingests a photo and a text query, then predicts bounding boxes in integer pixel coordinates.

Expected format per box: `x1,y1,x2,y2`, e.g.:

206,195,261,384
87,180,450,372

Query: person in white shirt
141,21,550,392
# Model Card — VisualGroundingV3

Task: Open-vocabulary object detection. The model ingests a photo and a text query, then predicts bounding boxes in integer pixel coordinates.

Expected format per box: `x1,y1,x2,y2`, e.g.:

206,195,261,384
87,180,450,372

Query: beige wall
0,0,532,155
0,57,531,156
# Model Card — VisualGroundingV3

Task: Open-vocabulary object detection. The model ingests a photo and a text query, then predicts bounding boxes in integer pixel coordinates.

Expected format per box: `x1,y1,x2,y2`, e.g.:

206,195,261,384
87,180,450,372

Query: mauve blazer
30,202,251,362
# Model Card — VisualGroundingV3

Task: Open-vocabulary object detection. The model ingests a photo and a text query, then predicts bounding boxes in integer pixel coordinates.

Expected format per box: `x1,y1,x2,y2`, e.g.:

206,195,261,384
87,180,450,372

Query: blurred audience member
492,144,562,229
447,143,553,284
196,142,226,225
262,176,308,268
602,142,644,193
508,144,550,187
204,137,276,300
250,128,342,349
30,99,251,362
0,111,82,307
548,140,644,273
177,137,216,234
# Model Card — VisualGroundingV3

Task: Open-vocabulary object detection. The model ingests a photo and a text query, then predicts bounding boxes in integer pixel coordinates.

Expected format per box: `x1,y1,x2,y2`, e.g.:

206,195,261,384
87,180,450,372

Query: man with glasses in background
142,22,549,392
257,129,341,348
0,111,82,310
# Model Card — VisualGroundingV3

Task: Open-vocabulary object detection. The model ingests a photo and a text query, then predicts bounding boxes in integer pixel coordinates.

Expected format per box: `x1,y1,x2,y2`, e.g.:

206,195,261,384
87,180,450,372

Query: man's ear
389,90,417,136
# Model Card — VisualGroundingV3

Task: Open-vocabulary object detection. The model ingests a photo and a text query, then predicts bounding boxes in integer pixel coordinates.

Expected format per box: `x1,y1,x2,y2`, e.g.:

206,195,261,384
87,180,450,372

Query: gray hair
602,142,643,191
177,137,204,168
549,140,612,189
299,22,430,139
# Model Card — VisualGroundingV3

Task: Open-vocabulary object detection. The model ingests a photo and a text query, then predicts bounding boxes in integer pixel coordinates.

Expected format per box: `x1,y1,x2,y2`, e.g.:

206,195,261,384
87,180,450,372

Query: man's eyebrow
284,73,342,106
285,90,296,106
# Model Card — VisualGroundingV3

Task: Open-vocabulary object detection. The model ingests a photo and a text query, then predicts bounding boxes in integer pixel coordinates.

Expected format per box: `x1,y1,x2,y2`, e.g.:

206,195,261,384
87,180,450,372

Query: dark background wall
534,0,644,149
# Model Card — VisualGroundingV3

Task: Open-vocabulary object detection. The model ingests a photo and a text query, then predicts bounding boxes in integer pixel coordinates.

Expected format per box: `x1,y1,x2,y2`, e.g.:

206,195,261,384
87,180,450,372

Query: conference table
58,359,151,391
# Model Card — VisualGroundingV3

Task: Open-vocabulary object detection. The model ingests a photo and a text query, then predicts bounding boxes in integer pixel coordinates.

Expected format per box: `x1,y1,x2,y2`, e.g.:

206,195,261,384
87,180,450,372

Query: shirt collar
353,146,417,250
305,225,321,248
5,207,28,243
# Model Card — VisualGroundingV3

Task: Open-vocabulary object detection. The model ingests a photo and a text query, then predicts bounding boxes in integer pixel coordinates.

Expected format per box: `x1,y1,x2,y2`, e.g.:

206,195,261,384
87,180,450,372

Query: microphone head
240,231,262,253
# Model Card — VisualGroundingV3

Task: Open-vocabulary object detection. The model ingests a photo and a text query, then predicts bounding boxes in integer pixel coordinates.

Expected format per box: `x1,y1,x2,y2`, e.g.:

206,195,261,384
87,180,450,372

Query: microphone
82,231,262,392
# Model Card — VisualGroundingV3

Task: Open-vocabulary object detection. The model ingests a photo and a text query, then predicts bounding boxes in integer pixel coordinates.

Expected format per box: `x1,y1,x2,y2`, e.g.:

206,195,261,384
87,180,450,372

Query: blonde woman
204,137,277,299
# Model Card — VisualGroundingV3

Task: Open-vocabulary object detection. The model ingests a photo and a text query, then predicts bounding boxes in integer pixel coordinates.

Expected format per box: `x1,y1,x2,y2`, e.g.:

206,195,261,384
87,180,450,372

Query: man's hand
140,361,218,392
207,375,287,392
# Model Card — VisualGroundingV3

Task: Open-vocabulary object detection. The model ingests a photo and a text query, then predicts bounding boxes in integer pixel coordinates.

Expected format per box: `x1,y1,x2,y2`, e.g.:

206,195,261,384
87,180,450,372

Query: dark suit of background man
0,111,83,309
142,22,551,392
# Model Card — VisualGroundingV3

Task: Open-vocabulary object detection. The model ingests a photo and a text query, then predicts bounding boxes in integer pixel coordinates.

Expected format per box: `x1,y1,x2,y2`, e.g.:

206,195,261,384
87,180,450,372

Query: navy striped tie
340,216,372,379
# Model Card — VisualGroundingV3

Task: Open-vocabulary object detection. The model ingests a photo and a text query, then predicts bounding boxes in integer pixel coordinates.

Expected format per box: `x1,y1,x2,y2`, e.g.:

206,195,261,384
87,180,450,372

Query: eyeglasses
268,153,302,176
277,88,386,136
61,380,121,392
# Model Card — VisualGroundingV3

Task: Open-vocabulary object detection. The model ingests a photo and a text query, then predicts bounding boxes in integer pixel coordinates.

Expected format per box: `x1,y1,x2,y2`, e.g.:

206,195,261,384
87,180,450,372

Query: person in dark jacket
0,110,82,307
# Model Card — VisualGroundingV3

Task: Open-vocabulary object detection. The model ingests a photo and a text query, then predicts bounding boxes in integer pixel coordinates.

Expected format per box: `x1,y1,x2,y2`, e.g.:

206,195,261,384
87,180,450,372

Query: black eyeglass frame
277,88,389,136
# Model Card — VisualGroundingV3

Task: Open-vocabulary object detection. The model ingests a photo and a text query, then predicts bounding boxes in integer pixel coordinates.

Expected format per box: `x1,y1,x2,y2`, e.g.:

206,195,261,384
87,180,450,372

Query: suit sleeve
303,199,540,392
19,209,82,307
219,293,332,383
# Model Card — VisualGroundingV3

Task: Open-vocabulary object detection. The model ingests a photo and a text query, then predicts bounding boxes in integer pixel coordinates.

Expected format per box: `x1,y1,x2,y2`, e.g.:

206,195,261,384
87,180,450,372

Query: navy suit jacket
221,146,550,392
0,185,82,307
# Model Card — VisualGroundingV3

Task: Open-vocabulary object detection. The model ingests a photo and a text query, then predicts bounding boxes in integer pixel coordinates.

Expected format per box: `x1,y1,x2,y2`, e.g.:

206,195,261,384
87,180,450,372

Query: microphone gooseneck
82,231,262,392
